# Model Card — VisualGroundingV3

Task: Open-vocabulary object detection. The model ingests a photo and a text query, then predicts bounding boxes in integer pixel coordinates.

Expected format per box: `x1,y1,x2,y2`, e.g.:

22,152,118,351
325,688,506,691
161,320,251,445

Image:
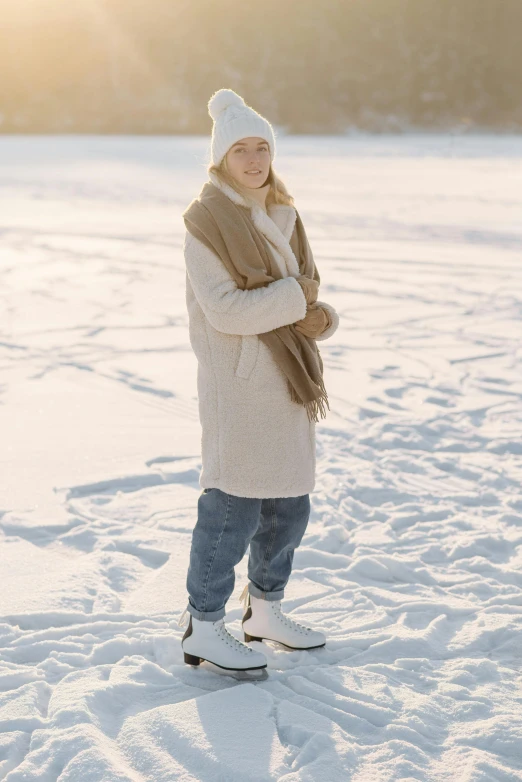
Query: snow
1,133,522,781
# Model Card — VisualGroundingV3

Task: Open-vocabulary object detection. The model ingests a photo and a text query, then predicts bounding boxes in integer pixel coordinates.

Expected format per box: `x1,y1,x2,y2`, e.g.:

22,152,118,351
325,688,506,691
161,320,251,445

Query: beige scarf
182,181,329,422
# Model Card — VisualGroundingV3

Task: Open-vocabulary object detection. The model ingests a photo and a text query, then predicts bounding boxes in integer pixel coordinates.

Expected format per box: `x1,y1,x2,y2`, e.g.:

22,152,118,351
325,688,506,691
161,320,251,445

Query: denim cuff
248,582,285,601
186,603,226,622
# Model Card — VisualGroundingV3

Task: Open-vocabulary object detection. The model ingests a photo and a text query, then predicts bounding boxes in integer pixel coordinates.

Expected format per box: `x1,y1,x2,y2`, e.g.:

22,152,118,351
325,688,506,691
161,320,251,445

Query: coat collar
208,171,300,277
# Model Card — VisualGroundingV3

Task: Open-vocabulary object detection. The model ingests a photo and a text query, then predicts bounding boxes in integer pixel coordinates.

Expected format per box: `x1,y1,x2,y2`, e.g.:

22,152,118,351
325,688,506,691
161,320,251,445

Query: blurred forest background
1,0,520,134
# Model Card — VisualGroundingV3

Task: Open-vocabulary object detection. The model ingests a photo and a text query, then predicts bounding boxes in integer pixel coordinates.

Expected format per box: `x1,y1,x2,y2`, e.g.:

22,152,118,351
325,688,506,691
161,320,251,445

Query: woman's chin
239,176,266,189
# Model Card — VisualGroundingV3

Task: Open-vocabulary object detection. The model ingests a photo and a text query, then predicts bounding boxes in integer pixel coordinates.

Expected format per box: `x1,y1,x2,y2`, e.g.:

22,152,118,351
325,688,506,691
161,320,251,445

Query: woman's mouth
245,170,262,176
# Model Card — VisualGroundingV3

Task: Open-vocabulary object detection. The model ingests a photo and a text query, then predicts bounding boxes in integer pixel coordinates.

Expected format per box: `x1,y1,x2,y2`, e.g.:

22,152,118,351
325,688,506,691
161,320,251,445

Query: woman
178,89,339,672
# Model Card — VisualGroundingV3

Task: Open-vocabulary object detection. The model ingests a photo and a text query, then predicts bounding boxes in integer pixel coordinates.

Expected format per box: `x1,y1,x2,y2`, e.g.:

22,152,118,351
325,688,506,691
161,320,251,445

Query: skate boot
178,607,268,671
239,583,326,651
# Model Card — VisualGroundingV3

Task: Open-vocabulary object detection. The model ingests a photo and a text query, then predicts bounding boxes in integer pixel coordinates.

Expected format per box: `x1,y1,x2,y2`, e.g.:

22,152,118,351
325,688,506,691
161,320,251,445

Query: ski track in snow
1,134,522,781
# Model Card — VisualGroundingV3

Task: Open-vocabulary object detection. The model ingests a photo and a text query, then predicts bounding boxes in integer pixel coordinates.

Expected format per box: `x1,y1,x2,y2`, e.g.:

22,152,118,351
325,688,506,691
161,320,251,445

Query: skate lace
214,618,256,655
270,601,312,636
239,583,250,611
239,583,312,636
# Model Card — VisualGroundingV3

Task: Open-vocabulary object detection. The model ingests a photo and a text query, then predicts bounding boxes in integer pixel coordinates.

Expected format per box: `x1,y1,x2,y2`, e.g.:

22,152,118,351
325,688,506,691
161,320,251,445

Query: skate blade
229,667,269,682
205,662,269,681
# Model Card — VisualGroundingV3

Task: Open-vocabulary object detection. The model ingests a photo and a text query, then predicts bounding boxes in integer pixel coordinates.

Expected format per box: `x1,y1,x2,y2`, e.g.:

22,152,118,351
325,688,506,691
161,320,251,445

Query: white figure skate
239,584,326,650
179,608,268,672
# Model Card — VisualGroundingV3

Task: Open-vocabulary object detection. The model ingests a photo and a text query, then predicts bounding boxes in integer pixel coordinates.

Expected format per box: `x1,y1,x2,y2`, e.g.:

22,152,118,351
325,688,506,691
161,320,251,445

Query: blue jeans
185,488,311,621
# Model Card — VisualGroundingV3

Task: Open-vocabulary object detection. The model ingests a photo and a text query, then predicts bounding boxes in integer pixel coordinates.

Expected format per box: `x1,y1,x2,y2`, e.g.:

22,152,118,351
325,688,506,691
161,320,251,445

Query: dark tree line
1,0,520,133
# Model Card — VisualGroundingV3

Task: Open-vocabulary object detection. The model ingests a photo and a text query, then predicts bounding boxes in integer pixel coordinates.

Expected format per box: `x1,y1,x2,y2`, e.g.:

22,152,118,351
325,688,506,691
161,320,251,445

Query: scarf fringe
288,372,330,423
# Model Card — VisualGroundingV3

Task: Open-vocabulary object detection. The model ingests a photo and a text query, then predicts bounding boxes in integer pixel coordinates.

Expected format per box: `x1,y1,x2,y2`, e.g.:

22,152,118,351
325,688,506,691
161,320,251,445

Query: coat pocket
235,335,260,379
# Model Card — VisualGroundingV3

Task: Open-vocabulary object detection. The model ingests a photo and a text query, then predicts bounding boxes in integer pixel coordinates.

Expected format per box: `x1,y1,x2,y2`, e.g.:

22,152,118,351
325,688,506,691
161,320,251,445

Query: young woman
178,89,339,672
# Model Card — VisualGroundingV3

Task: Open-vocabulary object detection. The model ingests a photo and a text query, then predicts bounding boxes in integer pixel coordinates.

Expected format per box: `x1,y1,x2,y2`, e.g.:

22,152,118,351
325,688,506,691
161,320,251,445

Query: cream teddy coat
184,172,339,498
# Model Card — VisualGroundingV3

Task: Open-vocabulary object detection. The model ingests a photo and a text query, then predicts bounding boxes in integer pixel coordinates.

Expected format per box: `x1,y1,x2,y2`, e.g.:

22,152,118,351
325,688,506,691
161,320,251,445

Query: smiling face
224,136,271,189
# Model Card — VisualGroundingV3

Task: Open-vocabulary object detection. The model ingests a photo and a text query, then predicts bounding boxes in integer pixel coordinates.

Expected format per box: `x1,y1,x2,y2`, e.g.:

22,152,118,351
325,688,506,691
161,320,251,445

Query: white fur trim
208,172,300,276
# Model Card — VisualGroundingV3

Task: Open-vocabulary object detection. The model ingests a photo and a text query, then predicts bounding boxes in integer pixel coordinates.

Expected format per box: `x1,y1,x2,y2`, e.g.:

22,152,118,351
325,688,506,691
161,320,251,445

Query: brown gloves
295,303,332,339
295,275,331,338
296,276,319,305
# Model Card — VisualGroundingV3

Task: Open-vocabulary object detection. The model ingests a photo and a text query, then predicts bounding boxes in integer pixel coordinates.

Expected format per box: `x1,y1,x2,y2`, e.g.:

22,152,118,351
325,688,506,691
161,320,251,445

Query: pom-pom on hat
208,88,276,167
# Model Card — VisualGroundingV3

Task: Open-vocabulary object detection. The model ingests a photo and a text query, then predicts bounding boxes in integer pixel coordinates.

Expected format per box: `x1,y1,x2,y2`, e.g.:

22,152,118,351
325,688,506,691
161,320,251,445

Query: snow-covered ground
1,133,521,781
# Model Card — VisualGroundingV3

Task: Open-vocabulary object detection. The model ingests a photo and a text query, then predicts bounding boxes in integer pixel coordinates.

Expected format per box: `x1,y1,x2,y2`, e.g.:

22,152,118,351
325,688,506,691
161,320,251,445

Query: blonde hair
208,151,295,208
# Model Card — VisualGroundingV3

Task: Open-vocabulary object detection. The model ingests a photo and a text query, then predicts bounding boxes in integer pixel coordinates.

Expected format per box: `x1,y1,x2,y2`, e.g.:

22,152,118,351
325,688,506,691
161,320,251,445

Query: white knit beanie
208,88,276,167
